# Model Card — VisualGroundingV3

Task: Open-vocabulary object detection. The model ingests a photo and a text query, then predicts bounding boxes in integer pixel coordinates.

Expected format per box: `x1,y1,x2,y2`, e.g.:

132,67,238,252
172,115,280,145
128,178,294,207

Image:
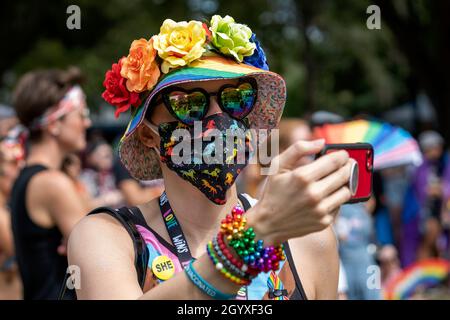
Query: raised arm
69,140,352,299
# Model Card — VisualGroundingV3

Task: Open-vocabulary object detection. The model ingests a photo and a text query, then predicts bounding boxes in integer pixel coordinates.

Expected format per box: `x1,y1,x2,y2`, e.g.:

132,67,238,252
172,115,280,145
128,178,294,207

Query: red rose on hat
102,57,141,118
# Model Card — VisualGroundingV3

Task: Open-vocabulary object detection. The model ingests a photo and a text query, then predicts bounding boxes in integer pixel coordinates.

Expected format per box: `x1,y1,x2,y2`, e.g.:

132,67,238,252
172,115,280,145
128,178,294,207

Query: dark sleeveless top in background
10,165,72,300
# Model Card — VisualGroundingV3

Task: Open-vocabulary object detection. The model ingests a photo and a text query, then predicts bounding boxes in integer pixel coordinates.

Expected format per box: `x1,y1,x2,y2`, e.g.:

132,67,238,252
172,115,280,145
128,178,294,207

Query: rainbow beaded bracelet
212,235,252,279
220,204,285,273
206,241,250,286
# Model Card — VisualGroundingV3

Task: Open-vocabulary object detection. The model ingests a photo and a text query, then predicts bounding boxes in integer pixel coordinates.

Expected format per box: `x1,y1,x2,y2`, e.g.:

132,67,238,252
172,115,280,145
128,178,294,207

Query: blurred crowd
0,73,449,300
237,116,450,300
0,100,163,299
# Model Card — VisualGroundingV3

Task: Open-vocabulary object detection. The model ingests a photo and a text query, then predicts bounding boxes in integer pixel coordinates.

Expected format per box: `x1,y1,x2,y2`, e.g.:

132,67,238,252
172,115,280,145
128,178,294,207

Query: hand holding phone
245,139,355,245
316,143,374,203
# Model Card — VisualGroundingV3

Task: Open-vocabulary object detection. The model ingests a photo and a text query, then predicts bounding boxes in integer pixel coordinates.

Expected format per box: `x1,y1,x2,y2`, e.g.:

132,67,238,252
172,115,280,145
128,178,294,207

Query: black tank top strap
13,164,48,232
238,193,252,211
87,207,149,289
128,206,149,226
21,164,48,178
283,241,308,300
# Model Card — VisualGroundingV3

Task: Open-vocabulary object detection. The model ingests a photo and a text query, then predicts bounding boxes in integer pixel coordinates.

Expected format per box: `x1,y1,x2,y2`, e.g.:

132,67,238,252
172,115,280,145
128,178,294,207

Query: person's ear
46,121,61,137
138,123,159,148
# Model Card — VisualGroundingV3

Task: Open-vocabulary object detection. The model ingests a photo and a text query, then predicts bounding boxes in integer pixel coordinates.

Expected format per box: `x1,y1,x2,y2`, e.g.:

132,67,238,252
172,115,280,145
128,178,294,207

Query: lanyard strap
158,190,248,299
159,191,193,267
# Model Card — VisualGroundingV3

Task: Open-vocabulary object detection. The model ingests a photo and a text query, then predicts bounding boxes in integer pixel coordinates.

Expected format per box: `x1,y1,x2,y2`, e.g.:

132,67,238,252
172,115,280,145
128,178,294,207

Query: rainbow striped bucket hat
102,15,286,180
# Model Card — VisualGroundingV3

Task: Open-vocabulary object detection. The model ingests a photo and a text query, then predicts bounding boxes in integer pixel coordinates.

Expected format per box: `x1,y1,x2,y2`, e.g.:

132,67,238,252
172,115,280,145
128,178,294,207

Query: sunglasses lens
167,91,208,125
220,82,256,119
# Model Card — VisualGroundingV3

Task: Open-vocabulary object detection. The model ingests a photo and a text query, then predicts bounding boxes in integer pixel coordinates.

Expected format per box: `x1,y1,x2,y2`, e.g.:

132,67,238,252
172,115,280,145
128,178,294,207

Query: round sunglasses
147,78,258,126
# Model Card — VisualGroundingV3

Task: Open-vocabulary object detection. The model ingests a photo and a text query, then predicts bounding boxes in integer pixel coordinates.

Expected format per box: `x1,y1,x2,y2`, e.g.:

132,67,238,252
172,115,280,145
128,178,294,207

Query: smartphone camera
349,161,359,196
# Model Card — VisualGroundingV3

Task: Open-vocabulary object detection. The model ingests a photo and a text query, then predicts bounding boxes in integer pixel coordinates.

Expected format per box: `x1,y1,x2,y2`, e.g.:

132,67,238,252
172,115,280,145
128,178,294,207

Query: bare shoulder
28,169,75,195
68,212,134,264
29,168,69,183
287,226,339,300
27,169,85,230
68,212,141,299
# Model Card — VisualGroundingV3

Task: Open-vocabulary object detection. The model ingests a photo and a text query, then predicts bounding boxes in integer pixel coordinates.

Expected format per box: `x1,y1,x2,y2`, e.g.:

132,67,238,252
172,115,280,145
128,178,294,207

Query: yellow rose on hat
153,19,207,74
120,38,160,93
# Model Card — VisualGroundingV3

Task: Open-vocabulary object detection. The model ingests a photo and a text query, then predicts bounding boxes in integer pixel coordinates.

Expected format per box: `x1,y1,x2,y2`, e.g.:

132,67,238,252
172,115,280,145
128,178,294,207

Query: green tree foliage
0,0,447,141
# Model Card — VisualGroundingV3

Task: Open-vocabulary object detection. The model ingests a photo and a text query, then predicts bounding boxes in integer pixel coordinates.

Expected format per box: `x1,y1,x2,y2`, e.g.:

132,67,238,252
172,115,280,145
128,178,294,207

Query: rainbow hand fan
383,259,450,300
312,119,423,170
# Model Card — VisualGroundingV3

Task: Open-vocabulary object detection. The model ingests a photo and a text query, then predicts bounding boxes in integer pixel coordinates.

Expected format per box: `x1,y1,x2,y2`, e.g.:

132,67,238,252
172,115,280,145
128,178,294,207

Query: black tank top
10,165,72,300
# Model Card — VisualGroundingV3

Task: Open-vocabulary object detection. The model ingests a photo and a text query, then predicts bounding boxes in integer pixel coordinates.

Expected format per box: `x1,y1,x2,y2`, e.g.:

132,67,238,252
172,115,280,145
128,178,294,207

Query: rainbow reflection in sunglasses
146,78,258,126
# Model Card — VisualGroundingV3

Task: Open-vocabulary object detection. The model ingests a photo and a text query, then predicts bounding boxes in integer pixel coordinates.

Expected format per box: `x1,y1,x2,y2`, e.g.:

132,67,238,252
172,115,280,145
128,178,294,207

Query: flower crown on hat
102,15,268,118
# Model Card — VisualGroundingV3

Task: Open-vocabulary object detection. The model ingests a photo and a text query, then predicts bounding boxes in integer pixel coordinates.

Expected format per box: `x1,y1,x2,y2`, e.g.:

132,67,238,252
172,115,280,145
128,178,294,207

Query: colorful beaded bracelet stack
216,232,260,278
208,205,285,281
212,236,248,279
223,205,285,273
206,241,250,286
230,232,285,273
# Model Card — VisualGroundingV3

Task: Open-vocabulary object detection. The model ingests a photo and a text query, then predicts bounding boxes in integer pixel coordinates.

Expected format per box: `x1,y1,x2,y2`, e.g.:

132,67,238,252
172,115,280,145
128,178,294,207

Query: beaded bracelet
206,241,250,286
220,204,285,273
216,232,260,277
210,241,246,280
231,236,284,273
220,205,247,241
212,234,255,281
184,260,236,300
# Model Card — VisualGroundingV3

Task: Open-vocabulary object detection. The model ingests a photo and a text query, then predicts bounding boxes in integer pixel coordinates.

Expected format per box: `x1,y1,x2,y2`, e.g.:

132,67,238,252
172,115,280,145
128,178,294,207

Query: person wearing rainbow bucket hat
68,15,354,300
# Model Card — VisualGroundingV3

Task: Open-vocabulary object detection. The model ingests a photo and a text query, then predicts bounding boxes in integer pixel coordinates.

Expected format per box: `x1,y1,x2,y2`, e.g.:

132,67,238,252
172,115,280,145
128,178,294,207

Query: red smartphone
316,143,374,203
